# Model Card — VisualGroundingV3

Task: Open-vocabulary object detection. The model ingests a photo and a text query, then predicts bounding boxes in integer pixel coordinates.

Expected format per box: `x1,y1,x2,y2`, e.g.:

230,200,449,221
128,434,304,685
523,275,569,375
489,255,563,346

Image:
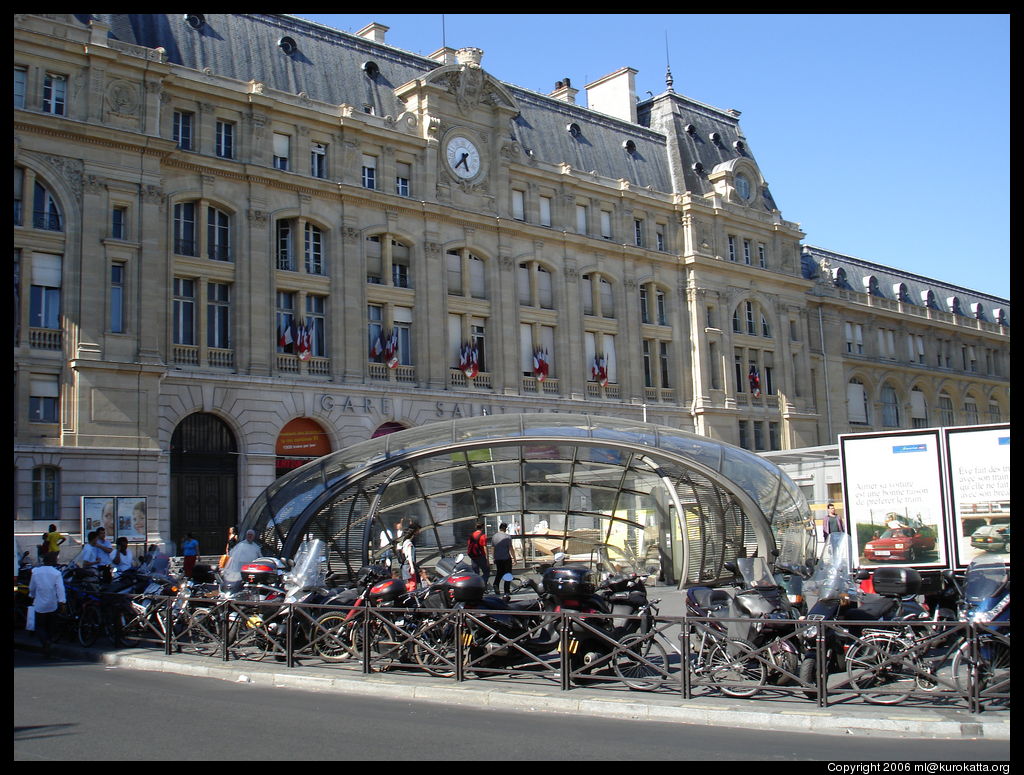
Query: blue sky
296,13,1010,299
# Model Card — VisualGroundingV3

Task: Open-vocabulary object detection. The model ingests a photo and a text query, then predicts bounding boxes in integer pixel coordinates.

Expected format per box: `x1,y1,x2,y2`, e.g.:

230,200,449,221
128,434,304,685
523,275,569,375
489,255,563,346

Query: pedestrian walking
467,521,490,586
822,503,845,538
182,533,200,578
28,554,66,658
399,520,422,585
491,522,516,595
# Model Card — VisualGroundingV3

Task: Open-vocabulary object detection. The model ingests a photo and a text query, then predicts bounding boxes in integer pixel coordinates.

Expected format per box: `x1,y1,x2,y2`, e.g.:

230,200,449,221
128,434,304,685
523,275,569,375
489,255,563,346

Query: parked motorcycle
798,532,928,700
687,554,803,686
950,555,1010,699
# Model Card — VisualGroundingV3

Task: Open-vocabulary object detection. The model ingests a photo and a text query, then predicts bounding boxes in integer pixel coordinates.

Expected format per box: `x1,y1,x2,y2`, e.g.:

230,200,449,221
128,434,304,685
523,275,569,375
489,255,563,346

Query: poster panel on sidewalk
81,496,115,539
945,424,1010,566
840,429,947,568
116,497,148,543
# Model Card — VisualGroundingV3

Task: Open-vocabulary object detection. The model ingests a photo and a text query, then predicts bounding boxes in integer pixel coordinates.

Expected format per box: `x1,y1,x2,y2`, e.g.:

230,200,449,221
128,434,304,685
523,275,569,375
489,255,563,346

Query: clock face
445,135,481,180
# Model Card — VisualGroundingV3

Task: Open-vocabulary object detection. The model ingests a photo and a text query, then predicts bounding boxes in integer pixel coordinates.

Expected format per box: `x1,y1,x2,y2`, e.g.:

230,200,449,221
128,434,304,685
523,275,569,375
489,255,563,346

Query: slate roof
802,245,1010,326
76,13,752,198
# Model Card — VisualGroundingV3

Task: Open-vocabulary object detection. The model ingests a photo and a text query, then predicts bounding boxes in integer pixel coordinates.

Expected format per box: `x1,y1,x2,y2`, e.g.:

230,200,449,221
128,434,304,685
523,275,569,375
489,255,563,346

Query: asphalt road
13,651,1010,761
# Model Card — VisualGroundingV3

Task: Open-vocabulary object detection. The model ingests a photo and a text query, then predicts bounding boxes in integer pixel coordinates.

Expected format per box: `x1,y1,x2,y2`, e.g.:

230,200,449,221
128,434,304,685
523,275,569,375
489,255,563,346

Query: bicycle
686,619,767,698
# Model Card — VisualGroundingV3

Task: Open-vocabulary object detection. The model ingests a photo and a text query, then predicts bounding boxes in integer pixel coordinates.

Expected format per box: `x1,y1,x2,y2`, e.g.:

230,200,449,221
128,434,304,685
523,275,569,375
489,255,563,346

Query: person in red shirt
467,521,490,587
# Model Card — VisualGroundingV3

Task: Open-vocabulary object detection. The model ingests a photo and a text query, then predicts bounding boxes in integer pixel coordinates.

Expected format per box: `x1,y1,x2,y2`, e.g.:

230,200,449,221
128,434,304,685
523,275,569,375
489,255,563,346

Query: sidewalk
14,628,1008,741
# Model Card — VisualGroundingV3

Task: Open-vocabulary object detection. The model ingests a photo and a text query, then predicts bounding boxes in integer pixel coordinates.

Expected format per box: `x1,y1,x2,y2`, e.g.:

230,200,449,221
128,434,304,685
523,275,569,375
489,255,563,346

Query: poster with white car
945,424,1010,566
840,430,947,568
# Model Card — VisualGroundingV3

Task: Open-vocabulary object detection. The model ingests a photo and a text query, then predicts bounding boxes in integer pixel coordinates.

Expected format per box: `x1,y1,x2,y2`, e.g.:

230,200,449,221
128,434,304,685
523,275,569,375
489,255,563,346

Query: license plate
873,550,890,556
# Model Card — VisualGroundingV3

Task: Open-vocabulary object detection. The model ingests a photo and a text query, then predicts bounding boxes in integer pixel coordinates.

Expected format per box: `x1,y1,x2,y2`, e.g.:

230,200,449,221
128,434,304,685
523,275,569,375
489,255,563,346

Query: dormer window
734,173,751,201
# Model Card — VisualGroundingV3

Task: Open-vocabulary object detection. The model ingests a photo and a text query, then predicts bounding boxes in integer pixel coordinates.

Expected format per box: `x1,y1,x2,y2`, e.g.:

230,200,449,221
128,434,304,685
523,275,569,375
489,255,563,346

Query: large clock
445,134,482,180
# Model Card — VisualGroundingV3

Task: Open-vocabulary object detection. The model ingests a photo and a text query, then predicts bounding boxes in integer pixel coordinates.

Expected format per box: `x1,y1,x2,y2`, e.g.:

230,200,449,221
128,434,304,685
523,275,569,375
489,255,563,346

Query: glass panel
721,446,780,518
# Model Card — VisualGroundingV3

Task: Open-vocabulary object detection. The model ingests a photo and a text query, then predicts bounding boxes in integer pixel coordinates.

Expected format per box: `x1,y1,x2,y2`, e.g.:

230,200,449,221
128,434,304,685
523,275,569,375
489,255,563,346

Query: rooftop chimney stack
355,22,389,44
585,67,638,124
550,77,578,104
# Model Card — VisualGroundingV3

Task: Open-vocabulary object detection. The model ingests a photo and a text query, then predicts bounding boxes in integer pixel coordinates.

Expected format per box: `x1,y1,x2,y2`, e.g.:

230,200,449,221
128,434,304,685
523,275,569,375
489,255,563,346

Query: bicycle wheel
613,633,669,691
77,604,102,647
952,637,1011,702
845,632,917,705
704,638,767,698
179,608,220,654
110,606,140,648
311,611,359,663
413,619,458,677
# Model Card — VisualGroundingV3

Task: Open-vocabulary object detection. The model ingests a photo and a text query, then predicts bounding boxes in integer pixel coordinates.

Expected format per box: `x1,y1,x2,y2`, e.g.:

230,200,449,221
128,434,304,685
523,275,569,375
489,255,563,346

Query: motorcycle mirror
855,569,871,580
723,560,739,575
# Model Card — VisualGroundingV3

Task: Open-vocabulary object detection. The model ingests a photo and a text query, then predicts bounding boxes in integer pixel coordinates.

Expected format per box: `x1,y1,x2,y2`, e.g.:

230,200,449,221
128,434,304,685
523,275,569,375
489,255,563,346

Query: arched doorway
170,412,237,557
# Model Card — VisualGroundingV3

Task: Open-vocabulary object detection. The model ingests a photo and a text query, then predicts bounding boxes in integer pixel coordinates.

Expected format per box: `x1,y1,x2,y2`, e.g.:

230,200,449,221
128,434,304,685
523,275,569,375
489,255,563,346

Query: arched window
937,392,955,426
910,387,928,428
518,261,553,309
580,273,614,318
446,248,487,299
33,180,63,231
732,300,771,337
847,379,870,425
366,234,411,288
881,383,900,427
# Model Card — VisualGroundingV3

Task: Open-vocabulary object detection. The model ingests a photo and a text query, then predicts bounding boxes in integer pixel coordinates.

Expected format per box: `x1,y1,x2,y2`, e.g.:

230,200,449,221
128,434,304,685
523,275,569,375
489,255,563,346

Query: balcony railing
449,369,492,390
521,376,560,395
28,327,62,351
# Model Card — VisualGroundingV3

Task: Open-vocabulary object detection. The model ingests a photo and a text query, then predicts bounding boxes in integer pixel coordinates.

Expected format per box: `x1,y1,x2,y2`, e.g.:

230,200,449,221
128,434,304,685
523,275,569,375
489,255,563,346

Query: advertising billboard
945,424,1010,565
840,429,947,568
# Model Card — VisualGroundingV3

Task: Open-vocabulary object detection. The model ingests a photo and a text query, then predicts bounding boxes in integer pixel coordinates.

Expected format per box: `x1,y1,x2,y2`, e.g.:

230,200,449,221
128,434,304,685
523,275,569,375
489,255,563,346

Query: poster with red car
840,429,947,568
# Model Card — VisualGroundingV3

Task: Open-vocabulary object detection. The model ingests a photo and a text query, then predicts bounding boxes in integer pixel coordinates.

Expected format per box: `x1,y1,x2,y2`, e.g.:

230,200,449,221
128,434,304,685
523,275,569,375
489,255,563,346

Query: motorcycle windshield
963,556,1009,602
735,557,776,588
803,532,854,600
285,539,326,591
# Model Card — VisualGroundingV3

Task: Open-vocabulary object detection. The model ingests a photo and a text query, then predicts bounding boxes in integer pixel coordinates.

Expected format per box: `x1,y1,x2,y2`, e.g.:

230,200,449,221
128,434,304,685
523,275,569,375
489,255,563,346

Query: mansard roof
802,245,1010,325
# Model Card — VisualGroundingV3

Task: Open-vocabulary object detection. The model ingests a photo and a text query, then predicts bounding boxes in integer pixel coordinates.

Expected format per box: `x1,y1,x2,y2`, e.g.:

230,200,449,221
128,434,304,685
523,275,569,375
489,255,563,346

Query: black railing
73,595,1009,713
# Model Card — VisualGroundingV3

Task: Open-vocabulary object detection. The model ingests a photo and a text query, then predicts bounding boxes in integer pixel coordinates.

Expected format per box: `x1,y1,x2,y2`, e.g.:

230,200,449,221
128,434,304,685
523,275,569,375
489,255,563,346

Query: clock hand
456,152,469,170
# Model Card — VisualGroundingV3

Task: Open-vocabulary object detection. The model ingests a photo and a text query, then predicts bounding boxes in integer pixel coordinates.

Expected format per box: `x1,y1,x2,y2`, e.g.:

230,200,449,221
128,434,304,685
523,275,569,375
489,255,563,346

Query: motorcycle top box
542,564,596,599
439,572,486,604
241,557,287,585
368,577,406,604
871,565,922,597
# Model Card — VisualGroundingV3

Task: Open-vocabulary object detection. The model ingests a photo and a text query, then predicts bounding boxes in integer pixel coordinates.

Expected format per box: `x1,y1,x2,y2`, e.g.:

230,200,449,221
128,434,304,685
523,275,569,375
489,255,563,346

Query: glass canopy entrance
241,414,815,587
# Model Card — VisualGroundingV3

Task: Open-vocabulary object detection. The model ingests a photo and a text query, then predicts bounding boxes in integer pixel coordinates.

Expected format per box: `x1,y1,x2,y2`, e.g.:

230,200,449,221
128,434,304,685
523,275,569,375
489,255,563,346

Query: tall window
173,110,194,150
539,196,552,227
42,73,66,116
110,263,125,334
273,133,290,170
33,182,62,231
395,162,411,197
639,283,668,326
847,379,869,425
446,249,486,298
30,253,62,330
206,207,231,261
14,66,27,109
845,322,864,354
727,235,737,262
310,142,327,178
173,278,196,345
173,202,197,256
575,204,588,235
881,383,900,427
207,282,231,350
757,244,766,268
937,393,955,426
910,387,928,429
276,291,295,353
518,262,553,309
963,397,979,425
215,120,235,159
361,154,377,189
276,221,295,271
304,224,324,275
32,466,60,520
366,234,411,288
743,239,752,265
306,294,326,358
511,189,525,221
111,206,127,240
581,274,614,318
634,218,645,247
30,374,60,422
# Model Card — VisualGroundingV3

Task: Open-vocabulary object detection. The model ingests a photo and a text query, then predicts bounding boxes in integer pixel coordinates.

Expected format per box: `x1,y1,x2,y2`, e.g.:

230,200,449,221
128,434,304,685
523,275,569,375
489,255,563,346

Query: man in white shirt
221,529,263,586
111,537,134,576
28,555,66,657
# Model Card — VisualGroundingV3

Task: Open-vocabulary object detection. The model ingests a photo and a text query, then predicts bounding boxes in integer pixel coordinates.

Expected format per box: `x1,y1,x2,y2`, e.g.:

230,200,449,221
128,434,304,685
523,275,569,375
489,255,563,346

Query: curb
19,636,1008,741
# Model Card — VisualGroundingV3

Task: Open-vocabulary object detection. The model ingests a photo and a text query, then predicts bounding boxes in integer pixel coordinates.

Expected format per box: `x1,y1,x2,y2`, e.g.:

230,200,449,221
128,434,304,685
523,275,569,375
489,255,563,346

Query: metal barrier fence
103,595,1009,713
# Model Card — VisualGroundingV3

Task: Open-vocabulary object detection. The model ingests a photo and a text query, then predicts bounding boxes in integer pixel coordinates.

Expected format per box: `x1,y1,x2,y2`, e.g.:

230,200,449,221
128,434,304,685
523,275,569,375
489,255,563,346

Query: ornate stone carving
105,79,140,117
247,209,267,225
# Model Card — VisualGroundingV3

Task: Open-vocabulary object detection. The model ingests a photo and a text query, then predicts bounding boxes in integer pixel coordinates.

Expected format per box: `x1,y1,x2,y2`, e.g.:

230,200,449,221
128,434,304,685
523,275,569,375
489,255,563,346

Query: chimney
585,67,638,123
355,22,389,44
429,47,458,66
549,77,578,105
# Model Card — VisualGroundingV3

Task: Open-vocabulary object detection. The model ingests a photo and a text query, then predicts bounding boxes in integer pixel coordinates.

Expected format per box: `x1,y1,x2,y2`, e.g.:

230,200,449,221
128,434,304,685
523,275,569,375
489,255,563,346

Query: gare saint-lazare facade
14,14,1008,583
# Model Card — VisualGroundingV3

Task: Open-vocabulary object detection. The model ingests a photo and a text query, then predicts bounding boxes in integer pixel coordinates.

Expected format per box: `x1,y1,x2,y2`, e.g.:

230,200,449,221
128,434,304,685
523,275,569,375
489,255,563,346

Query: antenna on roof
665,31,674,92
442,14,446,51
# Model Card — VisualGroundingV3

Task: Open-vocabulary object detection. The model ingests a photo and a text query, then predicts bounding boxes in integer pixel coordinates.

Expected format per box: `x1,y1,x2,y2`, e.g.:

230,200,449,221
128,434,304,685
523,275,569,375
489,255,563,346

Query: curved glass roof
242,414,815,585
